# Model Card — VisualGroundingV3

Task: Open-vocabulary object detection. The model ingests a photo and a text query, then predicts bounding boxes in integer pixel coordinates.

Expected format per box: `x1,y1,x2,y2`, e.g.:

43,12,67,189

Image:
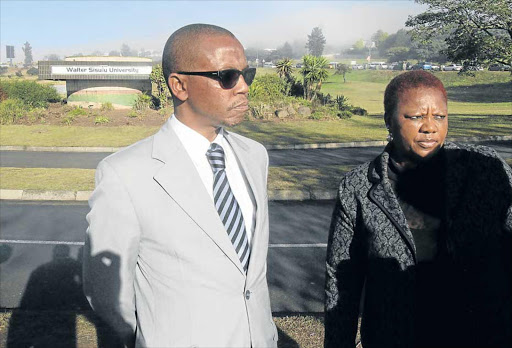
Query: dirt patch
23,103,171,127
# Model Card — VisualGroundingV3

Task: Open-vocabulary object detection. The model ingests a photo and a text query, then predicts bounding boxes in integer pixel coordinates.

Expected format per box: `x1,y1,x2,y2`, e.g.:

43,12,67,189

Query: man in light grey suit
83,24,278,348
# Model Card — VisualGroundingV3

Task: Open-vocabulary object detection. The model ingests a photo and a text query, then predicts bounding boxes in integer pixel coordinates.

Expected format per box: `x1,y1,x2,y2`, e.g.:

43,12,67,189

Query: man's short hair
384,70,447,124
162,24,237,91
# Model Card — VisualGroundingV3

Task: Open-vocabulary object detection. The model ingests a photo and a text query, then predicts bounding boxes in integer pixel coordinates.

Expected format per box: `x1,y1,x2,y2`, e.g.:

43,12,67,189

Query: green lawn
321,70,512,115
0,165,354,192
67,93,139,106
2,113,511,147
0,125,159,147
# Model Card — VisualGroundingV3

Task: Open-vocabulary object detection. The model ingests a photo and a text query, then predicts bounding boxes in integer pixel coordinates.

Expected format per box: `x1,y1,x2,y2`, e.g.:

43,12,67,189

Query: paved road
0,200,334,312
1,141,510,168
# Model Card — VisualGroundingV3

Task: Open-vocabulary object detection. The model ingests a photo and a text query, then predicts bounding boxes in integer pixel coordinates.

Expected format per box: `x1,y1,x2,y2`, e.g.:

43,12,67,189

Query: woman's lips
417,139,438,148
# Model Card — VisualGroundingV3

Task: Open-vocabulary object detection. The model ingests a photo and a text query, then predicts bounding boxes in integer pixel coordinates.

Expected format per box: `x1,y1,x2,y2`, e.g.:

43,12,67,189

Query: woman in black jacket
324,70,512,348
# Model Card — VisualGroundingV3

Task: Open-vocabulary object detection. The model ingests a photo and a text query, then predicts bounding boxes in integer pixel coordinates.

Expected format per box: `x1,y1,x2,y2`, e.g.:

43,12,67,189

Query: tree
120,44,137,57
300,55,329,100
406,0,512,70
45,54,60,61
372,30,389,56
109,50,121,57
277,42,293,59
139,48,151,58
305,27,326,57
275,58,294,80
387,47,412,62
334,64,350,83
378,29,416,59
347,39,367,56
22,42,33,67
411,33,448,62
150,64,171,109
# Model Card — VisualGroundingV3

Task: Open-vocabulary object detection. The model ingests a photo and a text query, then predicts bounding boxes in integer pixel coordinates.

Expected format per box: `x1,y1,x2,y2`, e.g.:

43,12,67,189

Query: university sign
51,65,152,75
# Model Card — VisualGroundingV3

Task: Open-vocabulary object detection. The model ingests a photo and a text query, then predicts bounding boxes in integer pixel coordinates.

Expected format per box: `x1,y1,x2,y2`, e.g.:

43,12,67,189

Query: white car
443,64,462,71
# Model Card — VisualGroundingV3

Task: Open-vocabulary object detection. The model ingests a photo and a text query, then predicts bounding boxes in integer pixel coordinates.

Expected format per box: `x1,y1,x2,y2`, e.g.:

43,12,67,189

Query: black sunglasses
177,67,256,89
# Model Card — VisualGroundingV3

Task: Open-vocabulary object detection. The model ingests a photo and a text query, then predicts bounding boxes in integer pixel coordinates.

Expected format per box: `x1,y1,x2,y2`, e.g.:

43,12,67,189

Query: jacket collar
367,143,417,263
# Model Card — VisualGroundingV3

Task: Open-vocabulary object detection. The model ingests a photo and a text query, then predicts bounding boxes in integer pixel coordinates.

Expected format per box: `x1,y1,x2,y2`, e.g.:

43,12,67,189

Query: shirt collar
170,114,225,159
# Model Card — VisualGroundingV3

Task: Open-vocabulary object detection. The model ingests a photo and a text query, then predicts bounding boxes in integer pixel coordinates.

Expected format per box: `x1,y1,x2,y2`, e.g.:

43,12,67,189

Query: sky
0,0,426,62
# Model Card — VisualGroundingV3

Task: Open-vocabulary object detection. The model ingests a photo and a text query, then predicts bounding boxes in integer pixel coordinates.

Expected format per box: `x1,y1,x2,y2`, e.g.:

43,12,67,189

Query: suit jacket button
245,290,251,300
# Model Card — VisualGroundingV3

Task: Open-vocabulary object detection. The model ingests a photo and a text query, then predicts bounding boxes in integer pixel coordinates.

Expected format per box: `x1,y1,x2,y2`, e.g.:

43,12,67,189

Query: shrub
62,114,75,125
127,110,139,118
337,110,353,119
15,71,23,77
27,107,47,123
100,102,114,111
0,80,60,108
133,93,152,111
350,106,368,116
0,99,28,124
335,95,351,111
249,74,288,102
0,87,7,102
27,67,38,76
94,116,110,124
308,112,323,120
67,106,87,117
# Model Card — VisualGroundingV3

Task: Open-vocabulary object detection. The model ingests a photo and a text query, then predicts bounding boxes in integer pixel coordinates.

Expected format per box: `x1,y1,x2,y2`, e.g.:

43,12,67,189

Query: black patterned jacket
324,142,512,348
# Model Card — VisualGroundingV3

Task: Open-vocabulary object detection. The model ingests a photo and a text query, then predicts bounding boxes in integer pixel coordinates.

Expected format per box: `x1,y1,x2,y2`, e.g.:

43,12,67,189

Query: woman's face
389,86,448,165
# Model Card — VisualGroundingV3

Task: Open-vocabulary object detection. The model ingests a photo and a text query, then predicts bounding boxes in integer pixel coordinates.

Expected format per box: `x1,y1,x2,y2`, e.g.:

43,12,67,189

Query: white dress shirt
170,115,255,243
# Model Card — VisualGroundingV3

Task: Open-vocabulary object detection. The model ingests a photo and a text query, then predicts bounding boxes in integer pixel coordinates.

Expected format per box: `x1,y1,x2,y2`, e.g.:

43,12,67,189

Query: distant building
38,56,153,97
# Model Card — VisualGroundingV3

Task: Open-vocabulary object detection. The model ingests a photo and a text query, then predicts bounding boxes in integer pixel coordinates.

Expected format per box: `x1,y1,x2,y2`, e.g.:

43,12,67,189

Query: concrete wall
66,79,151,97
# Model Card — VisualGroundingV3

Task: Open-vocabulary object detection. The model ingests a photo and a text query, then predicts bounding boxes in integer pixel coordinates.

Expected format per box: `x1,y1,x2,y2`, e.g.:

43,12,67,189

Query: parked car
412,62,430,70
368,62,388,70
431,63,441,71
443,64,463,71
391,61,409,71
412,62,440,71
295,63,303,68
387,62,398,70
489,63,511,71
351,64,364,70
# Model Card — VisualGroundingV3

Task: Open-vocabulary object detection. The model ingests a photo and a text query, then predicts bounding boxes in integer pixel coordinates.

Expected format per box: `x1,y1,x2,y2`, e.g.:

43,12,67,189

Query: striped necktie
206,143,250,273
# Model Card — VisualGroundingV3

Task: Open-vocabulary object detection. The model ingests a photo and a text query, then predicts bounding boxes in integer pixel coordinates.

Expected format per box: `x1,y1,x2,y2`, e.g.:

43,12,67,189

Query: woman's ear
384,113,391,130
168,73,188,102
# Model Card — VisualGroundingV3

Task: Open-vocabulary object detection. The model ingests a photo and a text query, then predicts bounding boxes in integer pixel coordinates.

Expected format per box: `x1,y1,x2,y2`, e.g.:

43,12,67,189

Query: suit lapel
152,121,245,275
224,133,267,279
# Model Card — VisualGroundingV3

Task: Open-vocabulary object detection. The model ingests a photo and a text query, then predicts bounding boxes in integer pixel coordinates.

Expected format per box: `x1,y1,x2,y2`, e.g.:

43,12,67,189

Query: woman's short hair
384,70,447,125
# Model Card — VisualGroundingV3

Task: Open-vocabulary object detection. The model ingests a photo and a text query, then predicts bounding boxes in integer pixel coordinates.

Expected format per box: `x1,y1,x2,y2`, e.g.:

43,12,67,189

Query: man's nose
235,75,249,94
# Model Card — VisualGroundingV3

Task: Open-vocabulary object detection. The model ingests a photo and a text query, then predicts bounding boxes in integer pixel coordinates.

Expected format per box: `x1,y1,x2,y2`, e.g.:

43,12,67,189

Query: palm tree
300,55,329,100
275,58,294,81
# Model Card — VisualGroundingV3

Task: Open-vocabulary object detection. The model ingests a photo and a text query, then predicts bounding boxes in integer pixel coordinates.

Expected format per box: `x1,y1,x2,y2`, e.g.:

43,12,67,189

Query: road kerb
22,190,76,201
1,189,337,202
2,135,509,153
0,189,23,200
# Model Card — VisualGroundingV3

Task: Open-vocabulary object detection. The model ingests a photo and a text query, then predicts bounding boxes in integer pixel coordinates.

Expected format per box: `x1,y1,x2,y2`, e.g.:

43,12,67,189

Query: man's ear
168,73,188,102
